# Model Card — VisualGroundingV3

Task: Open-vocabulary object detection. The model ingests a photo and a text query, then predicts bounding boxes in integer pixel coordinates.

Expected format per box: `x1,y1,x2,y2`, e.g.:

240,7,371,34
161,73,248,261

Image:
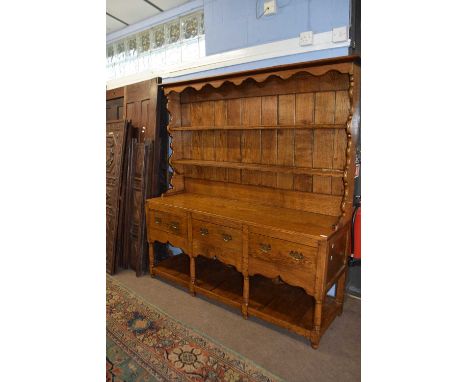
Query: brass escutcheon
260,243,271,253
222,233,232,242
169,221,179,231
289,250,304,260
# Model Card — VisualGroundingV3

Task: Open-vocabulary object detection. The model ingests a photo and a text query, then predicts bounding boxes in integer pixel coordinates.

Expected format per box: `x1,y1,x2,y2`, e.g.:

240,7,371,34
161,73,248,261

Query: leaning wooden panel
106,120,128,274
123,140,153,276
148,56,360,349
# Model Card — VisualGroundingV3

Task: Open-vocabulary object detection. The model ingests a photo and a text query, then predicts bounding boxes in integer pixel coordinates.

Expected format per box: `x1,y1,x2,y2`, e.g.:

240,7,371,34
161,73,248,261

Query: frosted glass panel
106,11,205,80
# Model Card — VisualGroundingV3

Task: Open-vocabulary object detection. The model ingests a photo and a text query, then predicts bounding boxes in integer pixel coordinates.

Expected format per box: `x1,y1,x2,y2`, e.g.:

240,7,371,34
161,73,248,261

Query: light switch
299,31,314,46
332,26,349,42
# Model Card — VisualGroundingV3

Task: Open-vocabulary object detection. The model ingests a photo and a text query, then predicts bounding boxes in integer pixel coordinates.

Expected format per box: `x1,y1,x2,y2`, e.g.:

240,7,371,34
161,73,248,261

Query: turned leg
310,299,323,349
335,270,347,316
189,255,196,296
241,225,250,319
148,241,156,277
242,275,249,319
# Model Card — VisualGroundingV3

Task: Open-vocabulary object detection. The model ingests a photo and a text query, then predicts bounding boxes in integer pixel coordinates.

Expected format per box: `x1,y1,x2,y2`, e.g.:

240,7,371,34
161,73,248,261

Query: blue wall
204,0,350,55
163,0,350,83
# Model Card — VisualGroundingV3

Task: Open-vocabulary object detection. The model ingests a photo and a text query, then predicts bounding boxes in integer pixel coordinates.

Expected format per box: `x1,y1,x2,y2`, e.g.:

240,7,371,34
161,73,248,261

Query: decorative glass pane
128,37,137,54
107,44,114,58
153,26,165,48
199,13,204,34
139,31,150,52
182,14,198,39
117,40,125,55
165,20,180,44
107,11,205,81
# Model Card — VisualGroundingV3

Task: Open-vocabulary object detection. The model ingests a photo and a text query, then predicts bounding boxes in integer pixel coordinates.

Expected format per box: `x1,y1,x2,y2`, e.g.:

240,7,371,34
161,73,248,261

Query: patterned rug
106,275,283,382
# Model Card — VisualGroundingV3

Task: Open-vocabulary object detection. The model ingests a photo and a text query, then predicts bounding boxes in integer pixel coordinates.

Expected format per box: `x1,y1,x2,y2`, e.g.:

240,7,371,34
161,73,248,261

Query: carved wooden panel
123,139,153,276
106,120,128,274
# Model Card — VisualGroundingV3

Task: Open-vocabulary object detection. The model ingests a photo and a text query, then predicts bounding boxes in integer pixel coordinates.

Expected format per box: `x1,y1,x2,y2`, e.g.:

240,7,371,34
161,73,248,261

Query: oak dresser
145,55,360,348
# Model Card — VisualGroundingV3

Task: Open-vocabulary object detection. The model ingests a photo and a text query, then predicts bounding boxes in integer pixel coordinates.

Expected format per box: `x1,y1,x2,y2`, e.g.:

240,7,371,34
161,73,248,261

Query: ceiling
106,0,193,34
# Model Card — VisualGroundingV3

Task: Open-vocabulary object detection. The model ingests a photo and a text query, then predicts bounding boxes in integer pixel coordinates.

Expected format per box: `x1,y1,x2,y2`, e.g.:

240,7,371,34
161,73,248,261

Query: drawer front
147,208,187,238
248,233,318,295
192,219,242,272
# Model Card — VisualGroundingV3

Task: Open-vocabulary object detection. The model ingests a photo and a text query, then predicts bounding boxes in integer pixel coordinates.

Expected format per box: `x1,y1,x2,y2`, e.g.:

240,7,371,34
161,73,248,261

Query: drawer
192,219,242,272
248,233,318,295
147,208,187,238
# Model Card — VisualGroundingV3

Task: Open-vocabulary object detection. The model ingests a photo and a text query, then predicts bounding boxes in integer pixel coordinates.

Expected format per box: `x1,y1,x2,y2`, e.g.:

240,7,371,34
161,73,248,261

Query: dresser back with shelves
165,56,359,225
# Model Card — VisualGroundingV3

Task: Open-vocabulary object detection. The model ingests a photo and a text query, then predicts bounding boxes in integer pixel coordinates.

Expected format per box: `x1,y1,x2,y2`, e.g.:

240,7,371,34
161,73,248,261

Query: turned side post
335,227,351,315
311,300,323,349
241,225,249,319
310,240,329,349
148,241,156,277
187,213,196,296
335,271,347,316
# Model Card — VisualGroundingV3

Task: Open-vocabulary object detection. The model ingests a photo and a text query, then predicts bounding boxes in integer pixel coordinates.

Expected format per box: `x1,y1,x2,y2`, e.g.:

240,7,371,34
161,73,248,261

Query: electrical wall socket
299,31,314,46
332,26,348,42
264,0,277,16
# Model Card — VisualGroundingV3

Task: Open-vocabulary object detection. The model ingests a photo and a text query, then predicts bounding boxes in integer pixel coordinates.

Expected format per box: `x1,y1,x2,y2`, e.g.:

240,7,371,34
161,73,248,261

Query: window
106,11,205,80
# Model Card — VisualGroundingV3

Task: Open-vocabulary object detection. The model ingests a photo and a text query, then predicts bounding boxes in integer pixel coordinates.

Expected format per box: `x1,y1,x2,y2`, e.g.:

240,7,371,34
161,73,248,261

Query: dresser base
150,253,343,346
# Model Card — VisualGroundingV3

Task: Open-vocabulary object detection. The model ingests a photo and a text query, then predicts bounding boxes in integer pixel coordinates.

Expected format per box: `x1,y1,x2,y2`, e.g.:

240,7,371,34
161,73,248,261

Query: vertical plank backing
331,90,350,196
312,128,334,194
277,94,295,190
260,95,278,187
226,99,242,183
201,101,215,179
315,91,336,124
313,175,332,194
241,97,262,185
190,103,203,161
313,91,336,194
213,100,228,181
334,90,350,124
181,103,192,160
294,93,314,192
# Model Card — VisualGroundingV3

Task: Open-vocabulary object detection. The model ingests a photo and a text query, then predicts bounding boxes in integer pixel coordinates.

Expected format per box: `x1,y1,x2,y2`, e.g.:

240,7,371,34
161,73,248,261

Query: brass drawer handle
155,217,162,225
169,221,179,231
289,250,304,261
200,227,209,236
260,243,271,253
222,233,232,242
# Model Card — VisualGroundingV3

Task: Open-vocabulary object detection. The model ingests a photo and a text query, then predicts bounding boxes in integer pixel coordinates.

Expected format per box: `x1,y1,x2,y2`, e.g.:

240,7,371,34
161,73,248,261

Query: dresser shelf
151,253,341,339
169,124,347,131
173,159,344,178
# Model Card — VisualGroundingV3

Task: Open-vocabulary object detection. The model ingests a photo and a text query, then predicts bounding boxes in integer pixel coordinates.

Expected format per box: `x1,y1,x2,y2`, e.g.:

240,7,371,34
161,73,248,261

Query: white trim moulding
106,28,350,90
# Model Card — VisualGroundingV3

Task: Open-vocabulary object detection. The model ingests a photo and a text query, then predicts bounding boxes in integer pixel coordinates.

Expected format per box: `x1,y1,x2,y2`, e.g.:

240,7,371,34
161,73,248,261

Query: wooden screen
123,139,152,275
124,79,157,142
106,120,128,274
